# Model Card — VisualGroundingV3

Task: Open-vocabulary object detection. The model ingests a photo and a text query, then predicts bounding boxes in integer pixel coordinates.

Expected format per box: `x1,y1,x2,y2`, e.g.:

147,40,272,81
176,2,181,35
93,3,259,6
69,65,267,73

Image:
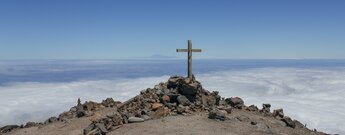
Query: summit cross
176,40,202,80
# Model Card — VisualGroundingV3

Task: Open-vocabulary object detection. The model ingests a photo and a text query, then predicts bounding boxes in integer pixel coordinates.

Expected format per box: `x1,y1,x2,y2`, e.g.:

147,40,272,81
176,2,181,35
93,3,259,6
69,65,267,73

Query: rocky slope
1,76,329,135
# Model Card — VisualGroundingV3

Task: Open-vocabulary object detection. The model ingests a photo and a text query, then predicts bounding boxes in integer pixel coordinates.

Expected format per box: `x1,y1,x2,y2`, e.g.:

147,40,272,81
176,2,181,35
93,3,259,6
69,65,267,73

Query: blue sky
0,0,344,59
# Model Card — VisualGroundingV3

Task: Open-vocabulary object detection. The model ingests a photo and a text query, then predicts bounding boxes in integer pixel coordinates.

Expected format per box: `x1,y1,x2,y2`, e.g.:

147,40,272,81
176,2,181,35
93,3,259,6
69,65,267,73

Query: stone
208,110,226,121
167,94,179,103
58,111,74,120
76,110,87,118
0,125,19,133
102,98,117,107
151,103,163,111
167,76,184,89
225,107,232,114
201,94,218,107
84,101,104,111
250,121,257,125
153,107,169,118
293,120,305,128
89,112,102,123
178,82,199,96
24,122,37,128
161,95,170,103
261,104,271,113
165,103,176,109
281,117,296,128
70,107,77,112
141,115,151,121
225,97,244,109
247,105,259,112
176,105,186,114
83,124,95,135
47,117,58,123
217,110,227,115
177,95,191,106
95,123,108,133
77,98,81,106
273,109,284,118
128,117,145,123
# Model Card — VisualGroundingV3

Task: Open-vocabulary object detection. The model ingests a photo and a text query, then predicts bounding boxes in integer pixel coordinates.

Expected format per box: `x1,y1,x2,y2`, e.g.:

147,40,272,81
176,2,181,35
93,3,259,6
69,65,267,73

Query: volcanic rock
161,95,170,103
141,115,151,121
102,98,117,107
247,105,259,112
261,104,271,114
167,76,184,89
225,97,244,109
24,122,38,128
281,116,296,128
151,103,163,111
0,125,19,133
273,109,284,118
294,120,305,128
208,109,226,121
177,95,191,106
178,81,199,96
153,107,169,118
128,117,145,123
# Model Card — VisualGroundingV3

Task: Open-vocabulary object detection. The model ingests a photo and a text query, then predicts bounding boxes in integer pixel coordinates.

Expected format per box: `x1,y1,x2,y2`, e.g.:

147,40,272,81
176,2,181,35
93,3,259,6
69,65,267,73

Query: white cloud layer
0,67,344,134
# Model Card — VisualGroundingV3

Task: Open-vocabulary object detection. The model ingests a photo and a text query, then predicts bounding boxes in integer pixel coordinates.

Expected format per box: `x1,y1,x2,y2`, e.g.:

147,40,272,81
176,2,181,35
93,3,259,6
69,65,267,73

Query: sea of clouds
0,60,344,134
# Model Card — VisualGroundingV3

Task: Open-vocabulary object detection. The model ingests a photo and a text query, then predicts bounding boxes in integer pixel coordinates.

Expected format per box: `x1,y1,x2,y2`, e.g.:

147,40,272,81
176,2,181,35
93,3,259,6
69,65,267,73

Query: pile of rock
241,103,307,129
83,76,317,135
0,75,321,135
0,98,119,134
83,76,224,135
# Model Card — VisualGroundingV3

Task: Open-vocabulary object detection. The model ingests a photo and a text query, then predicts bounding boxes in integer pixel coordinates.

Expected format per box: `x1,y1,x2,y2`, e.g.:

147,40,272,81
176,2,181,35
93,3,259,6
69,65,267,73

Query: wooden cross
176,40,202,80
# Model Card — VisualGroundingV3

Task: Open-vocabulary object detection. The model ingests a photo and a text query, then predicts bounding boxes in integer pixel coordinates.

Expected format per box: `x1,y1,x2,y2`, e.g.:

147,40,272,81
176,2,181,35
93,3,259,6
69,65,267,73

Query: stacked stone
84,76,224,135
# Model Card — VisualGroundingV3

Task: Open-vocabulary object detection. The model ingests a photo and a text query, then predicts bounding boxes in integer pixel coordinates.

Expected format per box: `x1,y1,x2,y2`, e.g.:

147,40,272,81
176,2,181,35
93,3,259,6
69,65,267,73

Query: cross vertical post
176,40,202,80
188,40,192,80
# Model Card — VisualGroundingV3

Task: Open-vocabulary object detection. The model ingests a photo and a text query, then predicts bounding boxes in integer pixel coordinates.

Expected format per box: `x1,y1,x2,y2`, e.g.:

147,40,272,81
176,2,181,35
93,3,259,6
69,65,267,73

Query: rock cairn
83,76,223,135
82,76,319,135
0,76,327,135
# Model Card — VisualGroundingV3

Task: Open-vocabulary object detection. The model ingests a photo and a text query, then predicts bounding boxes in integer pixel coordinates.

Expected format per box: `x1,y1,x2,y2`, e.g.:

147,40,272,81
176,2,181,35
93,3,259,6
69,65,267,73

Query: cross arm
176,49,188,52
176,49,202,52
192,49,202,52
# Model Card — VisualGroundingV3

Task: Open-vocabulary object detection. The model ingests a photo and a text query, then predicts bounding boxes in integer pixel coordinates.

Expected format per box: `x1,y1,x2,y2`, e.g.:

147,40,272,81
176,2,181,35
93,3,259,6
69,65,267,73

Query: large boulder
167,76,184,89
178,81,200,96
225,97,244,109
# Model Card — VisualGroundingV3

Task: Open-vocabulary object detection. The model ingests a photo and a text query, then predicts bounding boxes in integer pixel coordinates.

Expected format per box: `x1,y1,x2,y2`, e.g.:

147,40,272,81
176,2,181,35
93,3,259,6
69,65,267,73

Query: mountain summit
1,76,327,135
